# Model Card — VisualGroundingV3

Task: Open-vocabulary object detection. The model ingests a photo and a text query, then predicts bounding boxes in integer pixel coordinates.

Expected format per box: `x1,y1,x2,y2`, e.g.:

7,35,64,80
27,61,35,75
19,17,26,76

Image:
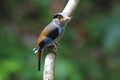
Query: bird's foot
47,43,58,55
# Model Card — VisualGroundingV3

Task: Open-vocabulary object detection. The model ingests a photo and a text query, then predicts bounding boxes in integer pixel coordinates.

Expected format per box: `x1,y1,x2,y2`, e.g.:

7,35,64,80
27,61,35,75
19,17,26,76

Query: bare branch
43,44,57,80
43,53,55,80
62,0,80,16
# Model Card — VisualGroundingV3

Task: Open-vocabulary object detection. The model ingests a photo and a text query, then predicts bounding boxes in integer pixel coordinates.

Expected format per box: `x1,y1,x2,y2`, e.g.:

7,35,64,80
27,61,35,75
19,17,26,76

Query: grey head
52,13,71,26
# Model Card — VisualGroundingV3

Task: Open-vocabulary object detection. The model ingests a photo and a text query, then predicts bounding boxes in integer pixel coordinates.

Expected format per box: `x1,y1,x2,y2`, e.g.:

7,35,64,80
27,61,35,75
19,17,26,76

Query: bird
33,13,71,71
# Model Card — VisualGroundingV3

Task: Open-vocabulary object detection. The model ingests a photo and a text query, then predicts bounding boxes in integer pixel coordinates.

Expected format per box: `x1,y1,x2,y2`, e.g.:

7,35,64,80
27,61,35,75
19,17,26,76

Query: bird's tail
38,50,41,71
33,47,41,71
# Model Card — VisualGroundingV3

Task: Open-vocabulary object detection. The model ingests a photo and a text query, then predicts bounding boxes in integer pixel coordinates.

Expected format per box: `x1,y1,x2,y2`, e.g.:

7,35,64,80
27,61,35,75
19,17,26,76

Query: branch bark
62,0,80,16
43,0,80,80
43,53,55,80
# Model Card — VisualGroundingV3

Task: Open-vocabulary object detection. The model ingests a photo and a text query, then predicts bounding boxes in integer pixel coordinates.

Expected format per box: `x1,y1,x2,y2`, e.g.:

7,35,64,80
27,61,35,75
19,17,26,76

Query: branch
62,0,80,16
43,53,55,80
43,0,80,80
43,44,57,80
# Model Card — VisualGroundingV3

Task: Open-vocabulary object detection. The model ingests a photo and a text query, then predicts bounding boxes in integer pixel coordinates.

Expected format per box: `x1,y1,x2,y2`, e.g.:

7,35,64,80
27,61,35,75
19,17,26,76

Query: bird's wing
39,37,52,49
46,27,59,40
39,27,59,49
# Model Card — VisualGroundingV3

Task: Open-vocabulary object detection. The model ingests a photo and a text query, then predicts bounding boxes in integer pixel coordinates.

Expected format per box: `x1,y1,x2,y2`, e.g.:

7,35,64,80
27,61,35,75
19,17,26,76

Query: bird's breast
58,27,65,40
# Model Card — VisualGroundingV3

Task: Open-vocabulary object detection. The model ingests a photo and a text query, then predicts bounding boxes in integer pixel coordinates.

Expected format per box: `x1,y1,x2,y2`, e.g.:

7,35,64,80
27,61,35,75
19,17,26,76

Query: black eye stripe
53,14,63,19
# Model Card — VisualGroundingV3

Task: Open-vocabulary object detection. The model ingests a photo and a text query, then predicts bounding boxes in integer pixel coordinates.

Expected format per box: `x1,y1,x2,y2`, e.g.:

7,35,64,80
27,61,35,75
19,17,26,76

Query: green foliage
55,57,83,80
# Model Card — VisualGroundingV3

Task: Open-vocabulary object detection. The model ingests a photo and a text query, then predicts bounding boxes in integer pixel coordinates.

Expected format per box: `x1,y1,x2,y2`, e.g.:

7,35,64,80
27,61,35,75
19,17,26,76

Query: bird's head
53,13,71,26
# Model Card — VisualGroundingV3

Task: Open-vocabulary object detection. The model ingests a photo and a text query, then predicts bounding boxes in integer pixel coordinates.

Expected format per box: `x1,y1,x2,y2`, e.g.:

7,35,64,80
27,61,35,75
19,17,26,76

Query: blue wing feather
47,27,59,40
39,37,52,49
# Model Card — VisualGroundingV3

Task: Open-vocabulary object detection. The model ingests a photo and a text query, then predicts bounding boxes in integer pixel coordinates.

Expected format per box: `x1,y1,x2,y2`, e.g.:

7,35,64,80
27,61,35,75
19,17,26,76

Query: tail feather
33,48,44,71
38,51,41,71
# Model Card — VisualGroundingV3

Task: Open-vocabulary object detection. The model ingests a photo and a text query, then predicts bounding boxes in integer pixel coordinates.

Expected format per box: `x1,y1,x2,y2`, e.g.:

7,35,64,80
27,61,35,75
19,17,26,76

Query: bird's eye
53,14,63,20
58,16,62,20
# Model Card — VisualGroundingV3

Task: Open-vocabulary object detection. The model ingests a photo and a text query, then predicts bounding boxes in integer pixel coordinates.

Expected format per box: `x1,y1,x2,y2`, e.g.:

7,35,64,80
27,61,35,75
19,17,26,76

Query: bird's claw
47,43,58,55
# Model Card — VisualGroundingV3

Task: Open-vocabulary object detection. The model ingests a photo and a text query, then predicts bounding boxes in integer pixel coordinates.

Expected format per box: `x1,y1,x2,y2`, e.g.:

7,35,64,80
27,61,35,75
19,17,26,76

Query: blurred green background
0,0,120,80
